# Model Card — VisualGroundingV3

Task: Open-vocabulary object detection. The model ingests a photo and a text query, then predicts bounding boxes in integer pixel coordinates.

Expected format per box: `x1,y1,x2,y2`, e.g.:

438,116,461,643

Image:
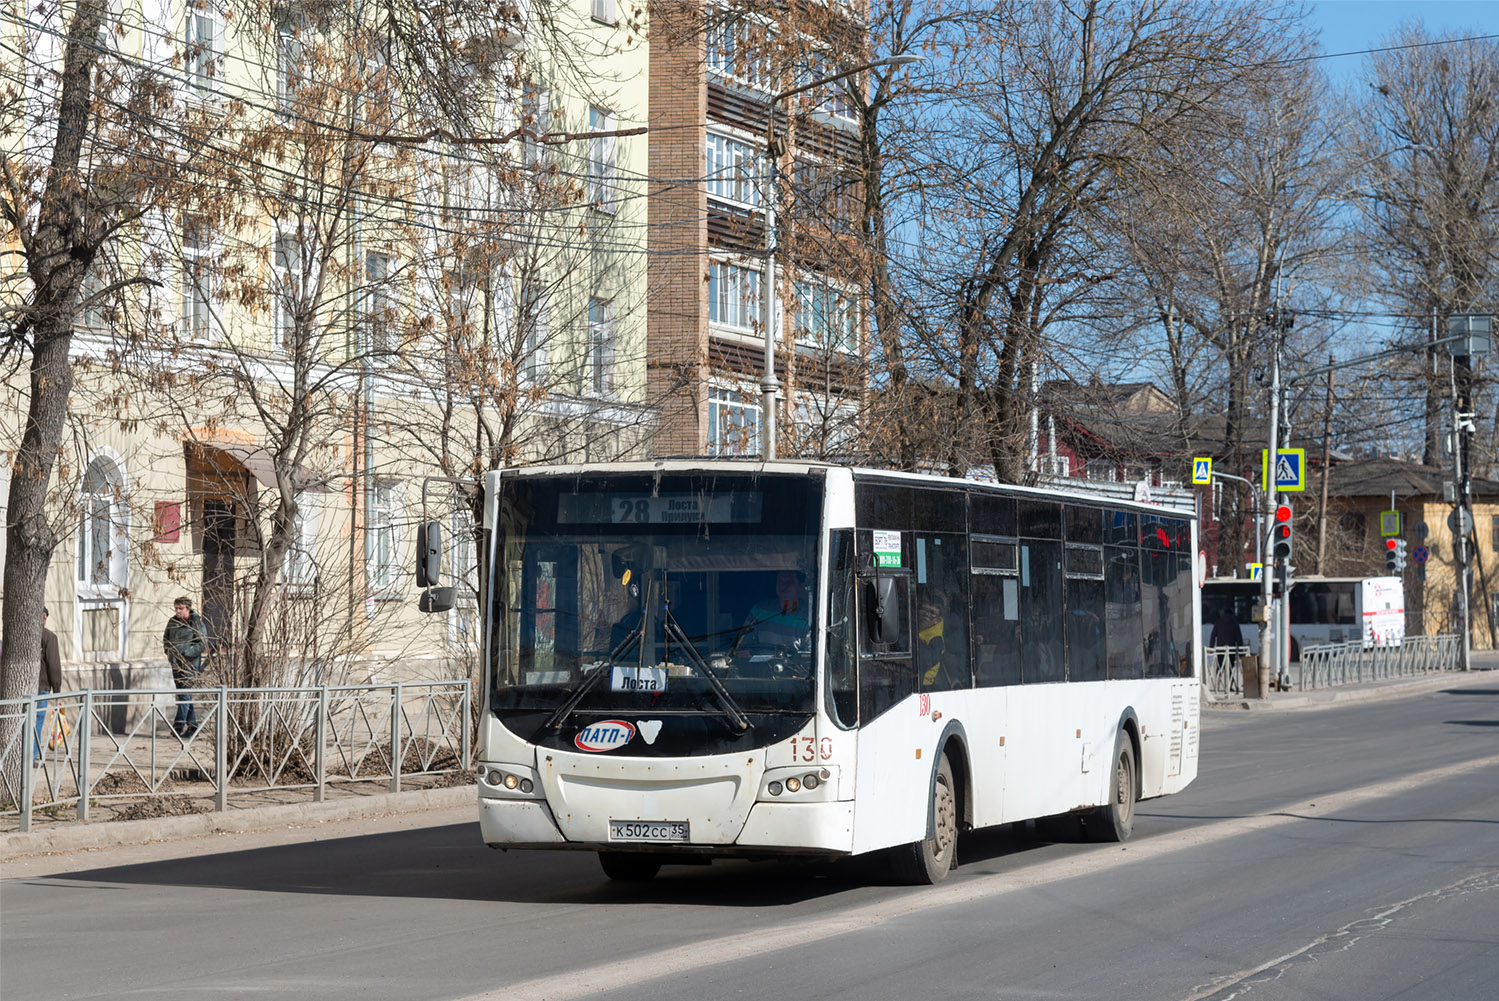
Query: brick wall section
647,2,709,457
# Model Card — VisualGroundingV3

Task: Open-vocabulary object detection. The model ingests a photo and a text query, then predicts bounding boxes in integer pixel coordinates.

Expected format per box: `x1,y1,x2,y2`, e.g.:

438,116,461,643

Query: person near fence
163,596,207,737
35,607,62,763
1210,608,1244,648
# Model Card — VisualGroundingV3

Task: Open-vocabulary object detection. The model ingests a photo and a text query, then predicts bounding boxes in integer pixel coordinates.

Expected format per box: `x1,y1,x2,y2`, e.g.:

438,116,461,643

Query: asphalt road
3,678,1497,1001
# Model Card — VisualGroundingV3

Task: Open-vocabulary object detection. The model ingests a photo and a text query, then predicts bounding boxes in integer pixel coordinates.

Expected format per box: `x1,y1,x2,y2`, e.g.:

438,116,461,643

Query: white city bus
423,462,1201,883
1201,576,1406,657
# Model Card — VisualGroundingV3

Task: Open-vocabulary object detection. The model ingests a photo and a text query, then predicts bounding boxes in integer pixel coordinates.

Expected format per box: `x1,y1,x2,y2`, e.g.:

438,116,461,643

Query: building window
284,492,319,591
78,264,108,332
708,261,760,331
1085,459,1117,483
519,283,549,384
365,251,394,353
521,86,550,167
369,481,403,594
1491,514,1499,553
185,3,220,94
587,106,616,212
588,298,615,396
183,221,212,340
705,132,762,207
709,387,761,456
591,0,616,25
794,278,855,353
705,12,771,92
797,51,856,123
77,455,128,591
1339,512,1367,550
274,235,301,350
275,17,304,110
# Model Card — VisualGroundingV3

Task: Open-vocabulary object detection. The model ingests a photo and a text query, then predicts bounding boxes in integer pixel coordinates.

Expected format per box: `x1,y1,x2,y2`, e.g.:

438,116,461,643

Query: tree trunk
0,0,105,805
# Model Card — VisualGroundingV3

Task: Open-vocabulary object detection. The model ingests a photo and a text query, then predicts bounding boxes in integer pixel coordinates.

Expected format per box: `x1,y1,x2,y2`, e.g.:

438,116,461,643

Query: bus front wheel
598,852,662,882
892,753,957,885
1086,734,1137,843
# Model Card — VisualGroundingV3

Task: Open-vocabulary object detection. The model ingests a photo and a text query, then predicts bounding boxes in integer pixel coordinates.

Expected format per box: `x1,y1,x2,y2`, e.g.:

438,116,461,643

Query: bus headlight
478,763,542,799
758,765,840,802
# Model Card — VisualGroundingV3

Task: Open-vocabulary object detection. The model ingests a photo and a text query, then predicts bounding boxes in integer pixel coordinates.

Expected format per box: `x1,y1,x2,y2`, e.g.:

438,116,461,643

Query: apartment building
647,1,868,458
1,2,650,681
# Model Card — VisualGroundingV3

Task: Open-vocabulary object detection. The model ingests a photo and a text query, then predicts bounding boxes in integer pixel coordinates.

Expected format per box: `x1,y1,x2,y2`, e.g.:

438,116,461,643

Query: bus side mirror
419,587,455,613
865,576,902,645
416,521,442,588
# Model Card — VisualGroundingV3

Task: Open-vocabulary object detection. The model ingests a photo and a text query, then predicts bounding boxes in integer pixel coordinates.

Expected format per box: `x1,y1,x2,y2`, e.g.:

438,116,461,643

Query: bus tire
892,754,957,885
1086,733,1137,843
598,852,662,882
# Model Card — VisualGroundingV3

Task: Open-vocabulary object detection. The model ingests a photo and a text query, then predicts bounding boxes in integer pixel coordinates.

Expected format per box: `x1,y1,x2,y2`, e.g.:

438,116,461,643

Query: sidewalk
2,783,476,865
1204,662,1495,712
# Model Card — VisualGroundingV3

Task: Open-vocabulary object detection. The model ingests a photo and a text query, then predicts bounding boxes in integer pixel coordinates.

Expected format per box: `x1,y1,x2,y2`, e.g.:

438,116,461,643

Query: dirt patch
111,795,209,821
92,771,164,796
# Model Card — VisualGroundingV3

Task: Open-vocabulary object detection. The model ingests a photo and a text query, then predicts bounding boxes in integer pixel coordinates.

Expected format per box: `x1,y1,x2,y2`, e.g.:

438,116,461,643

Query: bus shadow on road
45,823,952,906
44,820,1086,905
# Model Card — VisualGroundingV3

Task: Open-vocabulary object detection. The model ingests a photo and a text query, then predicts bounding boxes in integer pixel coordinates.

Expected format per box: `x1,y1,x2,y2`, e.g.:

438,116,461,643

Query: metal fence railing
1290,634,1460,691
1205,646,1251,698
1,680,471,833
1205,634,1461,700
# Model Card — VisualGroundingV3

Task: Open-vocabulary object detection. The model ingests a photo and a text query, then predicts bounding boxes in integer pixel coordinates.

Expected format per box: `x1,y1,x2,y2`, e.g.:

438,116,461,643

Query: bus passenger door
851,566,929,852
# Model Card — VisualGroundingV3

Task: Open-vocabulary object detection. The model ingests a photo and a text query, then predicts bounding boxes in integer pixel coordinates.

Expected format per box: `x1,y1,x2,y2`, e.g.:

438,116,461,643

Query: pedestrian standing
163,596,207,737
35,607,62,763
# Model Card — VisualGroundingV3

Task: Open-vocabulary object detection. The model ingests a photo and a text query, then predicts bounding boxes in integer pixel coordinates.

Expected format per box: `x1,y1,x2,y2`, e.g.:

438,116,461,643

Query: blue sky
1308,0,1499,79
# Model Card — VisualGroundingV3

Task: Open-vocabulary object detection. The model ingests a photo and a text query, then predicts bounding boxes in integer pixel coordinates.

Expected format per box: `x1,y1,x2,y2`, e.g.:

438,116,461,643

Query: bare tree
1351,29,1499,469
0,0,192,802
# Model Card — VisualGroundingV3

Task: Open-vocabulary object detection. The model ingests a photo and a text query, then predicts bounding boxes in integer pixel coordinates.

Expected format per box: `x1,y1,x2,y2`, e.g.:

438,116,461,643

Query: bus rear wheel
1086,734,1136,843
598,852,662,882
892,754,957,885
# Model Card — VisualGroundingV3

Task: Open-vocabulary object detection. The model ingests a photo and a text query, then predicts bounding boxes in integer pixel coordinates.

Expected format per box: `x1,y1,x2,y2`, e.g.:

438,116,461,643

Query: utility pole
1316,357,1333,573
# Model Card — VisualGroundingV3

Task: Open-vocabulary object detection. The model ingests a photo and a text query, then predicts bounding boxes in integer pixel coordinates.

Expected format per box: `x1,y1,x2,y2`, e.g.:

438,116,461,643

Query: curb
1203,669,1492,712
1,784,477,862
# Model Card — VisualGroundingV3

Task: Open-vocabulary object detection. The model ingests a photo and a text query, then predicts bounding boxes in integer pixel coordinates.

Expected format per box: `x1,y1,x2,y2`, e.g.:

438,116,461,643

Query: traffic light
1271,503,1294,560
1385,538,1407,574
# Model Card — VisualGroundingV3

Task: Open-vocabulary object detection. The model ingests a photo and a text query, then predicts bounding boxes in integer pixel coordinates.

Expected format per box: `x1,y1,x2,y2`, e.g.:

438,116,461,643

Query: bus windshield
492,472,823,718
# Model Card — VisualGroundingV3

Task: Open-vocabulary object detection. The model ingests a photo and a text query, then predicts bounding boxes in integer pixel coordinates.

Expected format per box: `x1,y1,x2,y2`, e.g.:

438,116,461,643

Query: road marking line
459,753,1499,1001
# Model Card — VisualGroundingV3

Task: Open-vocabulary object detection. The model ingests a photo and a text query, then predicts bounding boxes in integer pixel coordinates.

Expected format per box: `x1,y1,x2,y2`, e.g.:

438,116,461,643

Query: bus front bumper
478,791,854,854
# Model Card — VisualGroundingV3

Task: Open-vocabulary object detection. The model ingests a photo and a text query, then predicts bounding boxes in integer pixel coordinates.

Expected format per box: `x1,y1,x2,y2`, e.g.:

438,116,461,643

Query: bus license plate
609,820,689,842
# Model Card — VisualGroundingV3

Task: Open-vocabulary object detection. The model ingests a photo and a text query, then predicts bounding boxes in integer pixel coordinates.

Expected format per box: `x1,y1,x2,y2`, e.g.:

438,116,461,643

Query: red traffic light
1386,538,1398,551
1275,504,1293,523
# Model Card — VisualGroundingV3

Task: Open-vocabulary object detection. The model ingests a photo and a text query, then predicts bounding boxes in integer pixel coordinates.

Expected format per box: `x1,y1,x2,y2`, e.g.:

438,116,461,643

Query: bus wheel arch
891,721,969,885
1086,713,1140,843
936,724,974,834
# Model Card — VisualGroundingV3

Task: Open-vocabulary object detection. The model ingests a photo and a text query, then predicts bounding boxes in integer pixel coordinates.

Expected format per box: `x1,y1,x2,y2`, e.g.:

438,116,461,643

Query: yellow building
1319,458,1499,650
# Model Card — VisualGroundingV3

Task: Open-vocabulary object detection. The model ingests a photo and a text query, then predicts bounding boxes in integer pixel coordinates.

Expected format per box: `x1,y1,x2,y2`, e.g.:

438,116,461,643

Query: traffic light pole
1260,325,1282,699
1454,354,1473,672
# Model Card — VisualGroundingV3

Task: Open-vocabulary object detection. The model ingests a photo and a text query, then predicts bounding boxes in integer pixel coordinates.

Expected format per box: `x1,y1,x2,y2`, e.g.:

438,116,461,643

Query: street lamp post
759,53,922,460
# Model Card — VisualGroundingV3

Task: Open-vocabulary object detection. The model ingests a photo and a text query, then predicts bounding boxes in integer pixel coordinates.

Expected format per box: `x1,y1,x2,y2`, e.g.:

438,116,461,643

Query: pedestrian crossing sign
1192,457,1213,485
1260,448,1306,492
1247,562,1263,581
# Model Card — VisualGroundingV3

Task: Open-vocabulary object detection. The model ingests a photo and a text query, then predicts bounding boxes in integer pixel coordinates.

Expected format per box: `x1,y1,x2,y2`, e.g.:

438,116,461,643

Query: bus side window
859,571,914,722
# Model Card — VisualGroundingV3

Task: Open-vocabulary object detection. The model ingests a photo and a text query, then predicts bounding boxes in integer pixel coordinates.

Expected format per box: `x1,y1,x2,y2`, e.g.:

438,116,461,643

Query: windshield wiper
546,587,647,730
660,595,751,733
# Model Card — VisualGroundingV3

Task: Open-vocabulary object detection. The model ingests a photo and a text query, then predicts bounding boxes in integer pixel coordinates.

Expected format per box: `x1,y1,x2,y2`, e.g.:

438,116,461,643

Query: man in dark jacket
35,607,62,762
163,596,207,736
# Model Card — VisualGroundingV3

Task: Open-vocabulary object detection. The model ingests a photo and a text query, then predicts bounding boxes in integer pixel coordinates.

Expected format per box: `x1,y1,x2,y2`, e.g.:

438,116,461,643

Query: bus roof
492,460,1196,521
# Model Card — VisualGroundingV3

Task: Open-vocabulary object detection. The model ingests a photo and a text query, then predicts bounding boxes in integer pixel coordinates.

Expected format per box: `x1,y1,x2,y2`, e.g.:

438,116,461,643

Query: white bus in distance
1201,576,1407,657
418,461,1202,884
